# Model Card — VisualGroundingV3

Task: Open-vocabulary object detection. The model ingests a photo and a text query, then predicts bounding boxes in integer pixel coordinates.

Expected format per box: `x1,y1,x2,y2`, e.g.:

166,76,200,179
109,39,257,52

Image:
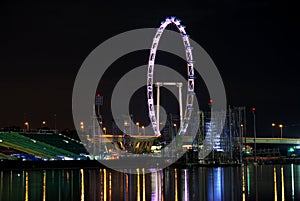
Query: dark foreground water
0,164,299,201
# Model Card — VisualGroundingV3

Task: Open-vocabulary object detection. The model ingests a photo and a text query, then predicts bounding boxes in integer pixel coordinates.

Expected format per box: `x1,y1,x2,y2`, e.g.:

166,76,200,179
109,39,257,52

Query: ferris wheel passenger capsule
175,18,181,23
187,105,193,110
188,91,196,95
174,20,180,26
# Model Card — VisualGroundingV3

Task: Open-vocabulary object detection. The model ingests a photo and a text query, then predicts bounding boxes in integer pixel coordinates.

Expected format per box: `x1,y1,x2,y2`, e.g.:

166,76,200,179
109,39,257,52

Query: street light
124,121,129,126
141,126,145,136
271,123,276,138
279,124,283,139
42,121,46,127
24,122,29,131
103,127,106,135
80,122,84,132
252,107,257,162
174,123,178,133
136,122,140,136
240,124,244,144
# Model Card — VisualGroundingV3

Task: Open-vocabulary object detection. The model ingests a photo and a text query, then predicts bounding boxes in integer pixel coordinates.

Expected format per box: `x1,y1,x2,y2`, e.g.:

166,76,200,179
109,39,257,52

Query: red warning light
97,93,101,97
209,99,213,104
252,107,256,111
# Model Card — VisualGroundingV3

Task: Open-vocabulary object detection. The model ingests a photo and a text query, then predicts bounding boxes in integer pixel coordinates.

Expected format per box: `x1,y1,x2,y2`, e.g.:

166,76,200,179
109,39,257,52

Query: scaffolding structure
158,106,248,164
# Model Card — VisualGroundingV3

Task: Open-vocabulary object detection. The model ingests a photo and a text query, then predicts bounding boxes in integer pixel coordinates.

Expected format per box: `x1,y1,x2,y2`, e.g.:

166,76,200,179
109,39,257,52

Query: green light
288,147,295,152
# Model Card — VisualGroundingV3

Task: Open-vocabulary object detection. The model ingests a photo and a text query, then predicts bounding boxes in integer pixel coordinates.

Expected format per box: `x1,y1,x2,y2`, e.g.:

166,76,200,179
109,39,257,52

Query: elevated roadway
244,137,300,145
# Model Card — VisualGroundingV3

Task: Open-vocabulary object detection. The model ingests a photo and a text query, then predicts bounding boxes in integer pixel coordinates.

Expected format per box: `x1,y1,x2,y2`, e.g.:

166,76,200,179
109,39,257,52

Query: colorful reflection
25,171,28,201
281,166,285,201
242,166,246,201
109,172,112,201
273,166,289,201
136,169,140,201
0,165,298,201
80,169,84,201
151,170,163,201
104,168,107,201
183,169,189,201
207,167,225,201
274,167,277,201
43,170,46,201
174,168,178,201
291,164,294,201
247,165,250,196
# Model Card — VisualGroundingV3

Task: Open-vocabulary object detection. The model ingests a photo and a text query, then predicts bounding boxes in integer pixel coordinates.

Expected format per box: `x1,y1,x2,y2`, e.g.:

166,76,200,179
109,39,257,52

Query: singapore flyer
72,16,227,172
147,16,195,136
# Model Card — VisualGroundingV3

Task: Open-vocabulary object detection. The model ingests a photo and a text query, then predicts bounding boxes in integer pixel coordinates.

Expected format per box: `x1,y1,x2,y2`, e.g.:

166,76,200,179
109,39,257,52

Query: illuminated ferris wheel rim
147,16,195,136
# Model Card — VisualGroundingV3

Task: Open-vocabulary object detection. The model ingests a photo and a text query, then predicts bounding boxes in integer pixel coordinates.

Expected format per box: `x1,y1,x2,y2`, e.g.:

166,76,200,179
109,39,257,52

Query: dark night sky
0,1,299,137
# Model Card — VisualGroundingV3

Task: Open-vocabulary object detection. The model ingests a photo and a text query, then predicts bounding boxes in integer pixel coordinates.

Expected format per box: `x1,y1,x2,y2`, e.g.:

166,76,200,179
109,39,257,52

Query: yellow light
126,174,129,200
43,171,46,201
174,169,178,201
281,167,285,201
240,124,244,127
141,126,144,129
279,124,283,128
242,166,246,201
24,122,29,131
25,171,29,201
104,169,107,201
173,123,177,127
109,172,112,201
42,121,46,125
80,169,84,201
274,167,277,201
272,123,276,127
136,122,139,126
136,168,140,201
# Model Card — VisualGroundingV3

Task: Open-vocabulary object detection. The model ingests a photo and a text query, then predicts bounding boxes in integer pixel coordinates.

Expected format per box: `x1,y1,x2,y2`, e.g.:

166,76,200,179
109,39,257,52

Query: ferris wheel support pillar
156,82,162,134
155,82,183,132
177,83,183,127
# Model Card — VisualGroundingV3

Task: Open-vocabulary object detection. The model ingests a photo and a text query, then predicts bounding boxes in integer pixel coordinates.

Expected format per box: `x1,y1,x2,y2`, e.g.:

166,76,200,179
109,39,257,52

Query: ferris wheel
147,16,195,136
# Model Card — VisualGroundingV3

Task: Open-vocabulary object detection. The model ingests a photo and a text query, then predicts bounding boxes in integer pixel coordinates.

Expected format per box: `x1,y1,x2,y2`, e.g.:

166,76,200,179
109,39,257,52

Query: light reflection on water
0,165,299,201
291,164,294,200
281,166,285,201
274,167,277,201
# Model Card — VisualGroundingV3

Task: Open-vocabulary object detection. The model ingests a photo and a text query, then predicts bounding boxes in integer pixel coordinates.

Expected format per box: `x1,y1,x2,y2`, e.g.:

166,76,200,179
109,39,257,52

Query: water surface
0,164,299,201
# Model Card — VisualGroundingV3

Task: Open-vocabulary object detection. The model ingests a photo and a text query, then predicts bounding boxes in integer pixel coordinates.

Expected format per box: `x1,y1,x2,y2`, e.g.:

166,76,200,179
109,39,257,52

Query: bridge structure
243,137,300,145
90,135,300,160
99,135,300,145
96,135,300,155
